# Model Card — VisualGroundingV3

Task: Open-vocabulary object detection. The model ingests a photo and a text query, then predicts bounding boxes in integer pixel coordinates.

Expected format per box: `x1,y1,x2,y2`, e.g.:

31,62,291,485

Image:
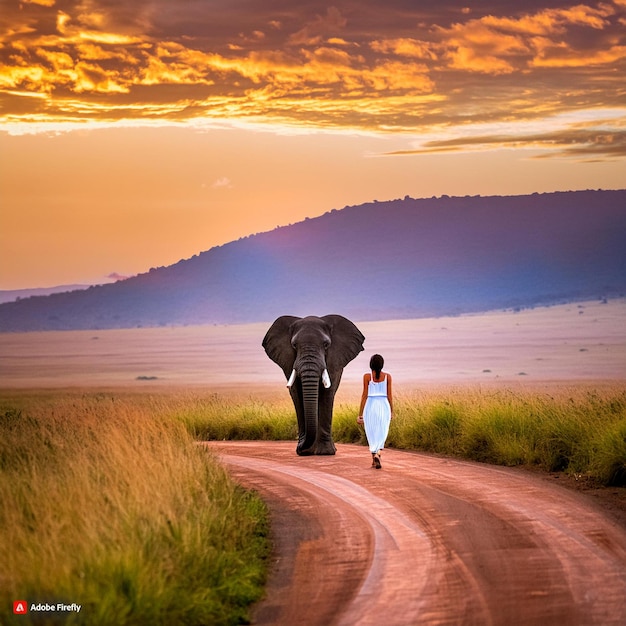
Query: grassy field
0,392,269,626
171,384,626,486
382,385,626,485
1,383,624,624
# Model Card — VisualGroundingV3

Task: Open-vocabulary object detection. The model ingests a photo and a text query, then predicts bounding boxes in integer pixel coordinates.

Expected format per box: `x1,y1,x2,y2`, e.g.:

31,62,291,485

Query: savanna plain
1,300,625,625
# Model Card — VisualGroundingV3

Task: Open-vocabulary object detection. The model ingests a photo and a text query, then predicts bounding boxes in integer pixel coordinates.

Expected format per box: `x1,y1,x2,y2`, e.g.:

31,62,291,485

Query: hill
1,190,625,332
0,284,92,305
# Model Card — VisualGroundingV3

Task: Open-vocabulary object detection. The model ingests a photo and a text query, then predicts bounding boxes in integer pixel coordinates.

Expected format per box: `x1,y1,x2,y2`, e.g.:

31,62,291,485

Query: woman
358,354,393,469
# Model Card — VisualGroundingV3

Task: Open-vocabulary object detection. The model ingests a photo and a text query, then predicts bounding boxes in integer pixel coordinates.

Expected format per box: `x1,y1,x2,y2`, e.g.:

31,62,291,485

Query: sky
1,0,625,290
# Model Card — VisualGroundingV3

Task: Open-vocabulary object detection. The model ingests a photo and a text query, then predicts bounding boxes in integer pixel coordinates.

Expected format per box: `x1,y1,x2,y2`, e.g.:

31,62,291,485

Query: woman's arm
387,373,393,416
358,373,369,416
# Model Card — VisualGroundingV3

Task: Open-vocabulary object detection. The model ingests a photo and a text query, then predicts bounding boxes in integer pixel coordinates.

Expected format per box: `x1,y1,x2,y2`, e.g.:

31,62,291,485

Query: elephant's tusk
322,369,331,389
286,369,297,388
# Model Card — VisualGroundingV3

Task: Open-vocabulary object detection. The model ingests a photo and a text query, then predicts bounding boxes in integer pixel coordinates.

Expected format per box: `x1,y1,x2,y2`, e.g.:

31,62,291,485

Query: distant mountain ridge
1,190,625,332
0,284,92,305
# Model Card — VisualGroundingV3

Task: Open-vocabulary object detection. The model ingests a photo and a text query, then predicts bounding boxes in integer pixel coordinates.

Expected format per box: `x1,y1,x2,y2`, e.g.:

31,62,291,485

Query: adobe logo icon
13,600,28,614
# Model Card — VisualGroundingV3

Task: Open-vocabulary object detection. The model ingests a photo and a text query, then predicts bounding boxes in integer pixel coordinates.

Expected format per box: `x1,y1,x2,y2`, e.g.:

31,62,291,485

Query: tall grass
169,393,298,442
377,386,626,486
2,384,623,624
0,393,269,626
140,385,625,486
153,386,625,486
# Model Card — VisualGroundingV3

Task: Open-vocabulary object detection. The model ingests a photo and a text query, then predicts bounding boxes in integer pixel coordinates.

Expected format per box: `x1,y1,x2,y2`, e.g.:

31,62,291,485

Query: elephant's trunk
299,367,321,455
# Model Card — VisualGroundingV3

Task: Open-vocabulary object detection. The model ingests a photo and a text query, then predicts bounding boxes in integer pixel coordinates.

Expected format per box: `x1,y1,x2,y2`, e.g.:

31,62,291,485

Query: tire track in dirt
209,442,626,626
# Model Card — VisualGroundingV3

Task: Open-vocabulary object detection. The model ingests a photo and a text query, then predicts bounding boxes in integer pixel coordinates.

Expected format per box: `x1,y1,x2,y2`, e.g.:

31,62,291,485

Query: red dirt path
210,442,626,626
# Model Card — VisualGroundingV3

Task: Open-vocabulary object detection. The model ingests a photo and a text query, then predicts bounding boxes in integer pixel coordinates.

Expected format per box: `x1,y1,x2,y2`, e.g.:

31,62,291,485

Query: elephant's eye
323,340,330,350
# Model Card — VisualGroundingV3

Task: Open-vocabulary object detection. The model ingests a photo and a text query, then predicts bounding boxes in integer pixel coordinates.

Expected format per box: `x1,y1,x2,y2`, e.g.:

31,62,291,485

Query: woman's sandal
374,454,382,469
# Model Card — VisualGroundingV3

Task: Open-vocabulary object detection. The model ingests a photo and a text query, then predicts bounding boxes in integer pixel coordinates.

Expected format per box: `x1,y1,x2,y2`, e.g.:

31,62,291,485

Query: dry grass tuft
0,392,269,625
335,385,626,485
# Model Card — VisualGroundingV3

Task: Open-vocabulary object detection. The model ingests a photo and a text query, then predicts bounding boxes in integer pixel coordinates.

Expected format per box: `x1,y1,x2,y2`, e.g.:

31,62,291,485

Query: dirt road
210,441,626,626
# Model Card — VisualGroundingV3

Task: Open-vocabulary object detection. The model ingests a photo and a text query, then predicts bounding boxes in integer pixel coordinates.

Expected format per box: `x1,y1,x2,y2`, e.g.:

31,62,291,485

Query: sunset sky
1,0,625,290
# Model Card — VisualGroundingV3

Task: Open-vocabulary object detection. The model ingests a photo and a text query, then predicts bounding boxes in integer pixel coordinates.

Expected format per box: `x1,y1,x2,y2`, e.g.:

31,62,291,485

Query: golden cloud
23,0,56,6
480,4,614,35
434,2,622,73
288,6,347,46
0,0,624,161
532,44,626,68
440,21,529,74
370,38,437,61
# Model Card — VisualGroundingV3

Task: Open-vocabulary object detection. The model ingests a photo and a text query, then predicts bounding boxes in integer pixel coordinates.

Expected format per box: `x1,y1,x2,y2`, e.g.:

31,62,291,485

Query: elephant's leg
289,384,308,454
315,388,337,455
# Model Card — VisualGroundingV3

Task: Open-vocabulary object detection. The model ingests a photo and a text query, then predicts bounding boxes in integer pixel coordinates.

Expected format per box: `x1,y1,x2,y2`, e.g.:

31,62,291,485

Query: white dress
363,374,391,454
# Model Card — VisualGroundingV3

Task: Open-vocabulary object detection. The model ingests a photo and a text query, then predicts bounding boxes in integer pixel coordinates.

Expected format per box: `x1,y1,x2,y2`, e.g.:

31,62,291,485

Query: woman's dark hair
369,354,384,378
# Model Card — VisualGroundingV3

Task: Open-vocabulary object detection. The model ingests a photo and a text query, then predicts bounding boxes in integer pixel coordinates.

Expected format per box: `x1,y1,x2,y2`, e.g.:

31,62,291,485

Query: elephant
263,314,365,456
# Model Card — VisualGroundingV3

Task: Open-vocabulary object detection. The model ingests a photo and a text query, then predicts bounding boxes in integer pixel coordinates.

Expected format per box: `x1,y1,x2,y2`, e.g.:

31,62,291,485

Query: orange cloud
481,4,614,35
532,43,626,67
440,21,528,74
0,0,624,161
288,6,347,46
434,2,621,74
370,38,437,61
23,0,56,6
362,60,433,92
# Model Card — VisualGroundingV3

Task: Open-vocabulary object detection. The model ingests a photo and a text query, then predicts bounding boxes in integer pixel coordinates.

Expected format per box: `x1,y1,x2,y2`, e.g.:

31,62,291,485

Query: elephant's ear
322,315,365,370
262,316,300,377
